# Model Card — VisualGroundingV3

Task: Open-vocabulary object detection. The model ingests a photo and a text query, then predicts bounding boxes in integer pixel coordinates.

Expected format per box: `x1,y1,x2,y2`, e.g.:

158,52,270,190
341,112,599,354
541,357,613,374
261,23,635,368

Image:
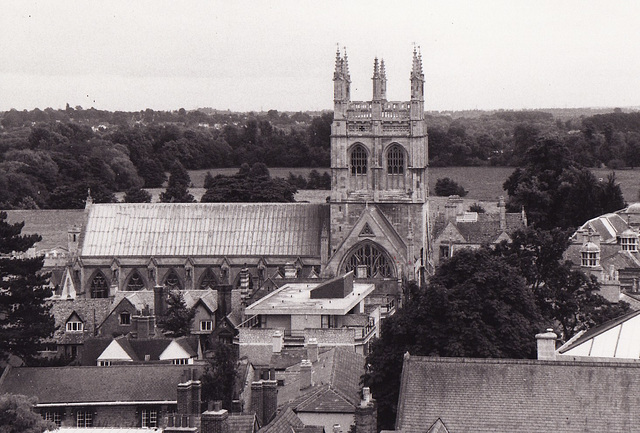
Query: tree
0,394,56,433
201,164,297,203
365,249,543,430
434,177,468,197
123,186,152,203
201,342,238,409
157,290,195,337
0,213,56,364
160,161,195,203
468,203,485,213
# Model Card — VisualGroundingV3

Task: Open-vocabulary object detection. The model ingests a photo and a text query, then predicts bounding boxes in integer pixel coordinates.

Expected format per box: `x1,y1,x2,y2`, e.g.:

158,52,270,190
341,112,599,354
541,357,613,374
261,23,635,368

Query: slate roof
103,336,199,362
0,364,200,404
109,289,218,315
228,413,259,433
433,212,526,245
258,407,305,433
48,298,112,342
395,355,640,433
3,209,85,252
80,203,329,257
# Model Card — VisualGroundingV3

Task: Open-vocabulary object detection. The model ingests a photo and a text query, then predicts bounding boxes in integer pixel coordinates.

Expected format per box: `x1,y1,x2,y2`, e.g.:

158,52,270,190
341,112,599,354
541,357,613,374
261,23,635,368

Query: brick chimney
217,285,233,318
262,380,278,425
154,285,167,317
191,380,201,415
176,380,201,415
355,387,377,433
300,359,313,390
251,381,263,425
535,329,558,360
201,406,229,433
272,330,283,353
306,338,319,363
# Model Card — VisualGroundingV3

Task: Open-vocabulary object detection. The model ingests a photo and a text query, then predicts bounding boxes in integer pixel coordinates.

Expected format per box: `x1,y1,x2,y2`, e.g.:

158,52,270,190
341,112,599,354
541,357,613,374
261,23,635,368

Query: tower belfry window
350,145,368,175
387,145,404,174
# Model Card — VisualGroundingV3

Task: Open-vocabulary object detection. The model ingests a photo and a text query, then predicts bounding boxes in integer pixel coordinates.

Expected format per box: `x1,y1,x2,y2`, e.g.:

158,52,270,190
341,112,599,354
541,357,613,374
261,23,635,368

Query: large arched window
199,268,218,290
126,270,145,291
90,271,109,298
350,145,368,176
387,145,404,175
164,269,182,290
343,243,394,278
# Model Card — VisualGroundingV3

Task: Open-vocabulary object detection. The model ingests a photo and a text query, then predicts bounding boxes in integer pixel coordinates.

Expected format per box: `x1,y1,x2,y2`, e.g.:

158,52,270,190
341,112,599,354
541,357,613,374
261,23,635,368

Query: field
189,167,640,204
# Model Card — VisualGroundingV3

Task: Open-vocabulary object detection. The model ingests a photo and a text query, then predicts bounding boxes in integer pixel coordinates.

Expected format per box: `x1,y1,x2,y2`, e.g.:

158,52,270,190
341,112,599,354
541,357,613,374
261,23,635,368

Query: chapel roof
395,355,640,433
80,203,329,258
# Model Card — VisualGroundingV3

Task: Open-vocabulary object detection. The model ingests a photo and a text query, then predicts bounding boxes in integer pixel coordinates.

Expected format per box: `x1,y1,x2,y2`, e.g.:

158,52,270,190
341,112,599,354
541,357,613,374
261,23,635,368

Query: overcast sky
2,0,640,112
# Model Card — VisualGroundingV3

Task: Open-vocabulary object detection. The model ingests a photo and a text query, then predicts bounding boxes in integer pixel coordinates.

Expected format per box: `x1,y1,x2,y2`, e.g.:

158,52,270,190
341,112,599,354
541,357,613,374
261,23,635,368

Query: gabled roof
433,212,526,245
228,413,259,433
48,298,112,342
0,364,200,405
258,407,305,433
395,355,640,433
108,289,218,316
3,209,85,253
80,203,329,258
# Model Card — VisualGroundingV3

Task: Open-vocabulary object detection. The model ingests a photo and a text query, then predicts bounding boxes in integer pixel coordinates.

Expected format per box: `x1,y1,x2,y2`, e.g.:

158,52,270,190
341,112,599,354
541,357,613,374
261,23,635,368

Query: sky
2,0,640,113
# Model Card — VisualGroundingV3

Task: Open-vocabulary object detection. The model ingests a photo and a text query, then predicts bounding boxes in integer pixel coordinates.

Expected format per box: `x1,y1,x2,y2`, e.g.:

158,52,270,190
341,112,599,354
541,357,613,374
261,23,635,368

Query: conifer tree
157,290,195,337
0,212,55,363
160,161,195,203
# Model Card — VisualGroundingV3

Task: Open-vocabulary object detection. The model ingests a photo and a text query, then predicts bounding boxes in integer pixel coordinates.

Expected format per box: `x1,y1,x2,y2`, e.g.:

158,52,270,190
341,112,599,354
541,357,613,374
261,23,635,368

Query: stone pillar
201,409,229,433
535,329,558,360
262,380,278,425
251,381,264,425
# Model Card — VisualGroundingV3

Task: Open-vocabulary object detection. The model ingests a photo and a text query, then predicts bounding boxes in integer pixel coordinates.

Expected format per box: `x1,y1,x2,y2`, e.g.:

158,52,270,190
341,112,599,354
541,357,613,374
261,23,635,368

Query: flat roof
245,282,375,316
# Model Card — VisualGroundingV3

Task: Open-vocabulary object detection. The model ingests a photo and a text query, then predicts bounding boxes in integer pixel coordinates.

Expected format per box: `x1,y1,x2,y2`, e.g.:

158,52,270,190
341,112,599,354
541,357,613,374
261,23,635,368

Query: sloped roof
395,355,640,433
228,413,259,433
80,203,329,257
433,212,526,245
48,298,112,342
258,407,305,433
109,289,218,315
3,209,85,252
0,364,200,404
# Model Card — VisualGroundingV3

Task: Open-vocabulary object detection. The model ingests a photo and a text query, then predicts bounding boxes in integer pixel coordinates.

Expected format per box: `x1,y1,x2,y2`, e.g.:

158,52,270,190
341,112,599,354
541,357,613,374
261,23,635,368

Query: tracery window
350,145,368,176
387,145,404,174
343,243,393,278
199,268,217,290
90,271,108,298
164,269,182,290
126,270,145,291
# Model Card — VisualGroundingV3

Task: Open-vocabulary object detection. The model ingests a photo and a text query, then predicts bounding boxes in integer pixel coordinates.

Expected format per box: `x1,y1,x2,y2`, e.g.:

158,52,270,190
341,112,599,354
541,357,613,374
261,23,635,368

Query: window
43,410,62,427
199,268,217,290
321,315,336,329
387,145,404,174
90,271,109,298
581,251,599,267
439,245,450,259
343,243,393,278
77,410,93,427
200,320,213,331
164,269,182,290
70,345,78,359
66,321,84,332
98,360,111,366
126,271,145,291
120,312,131,325
172,358,189,365
621,236,638,252
141,408,158,428
350,145,368,175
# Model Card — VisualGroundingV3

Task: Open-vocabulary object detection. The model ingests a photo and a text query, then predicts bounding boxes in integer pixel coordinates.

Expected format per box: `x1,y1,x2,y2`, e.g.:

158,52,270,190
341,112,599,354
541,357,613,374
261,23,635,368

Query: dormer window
66,321,84,332
581,251,599,267
120,312,131,325
620,230,638,252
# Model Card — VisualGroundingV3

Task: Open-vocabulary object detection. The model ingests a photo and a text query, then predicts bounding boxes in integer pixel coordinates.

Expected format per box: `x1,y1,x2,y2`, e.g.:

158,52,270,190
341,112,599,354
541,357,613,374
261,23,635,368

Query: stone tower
324,47,429,288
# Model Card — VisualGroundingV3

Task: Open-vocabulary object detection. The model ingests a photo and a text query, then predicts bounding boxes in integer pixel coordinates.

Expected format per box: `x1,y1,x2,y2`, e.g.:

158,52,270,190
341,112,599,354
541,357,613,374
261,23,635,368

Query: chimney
217,285,233,318
306,338,318,363
239,268,250,298
201,407,229,433
133,316,150,339
191,380,202,415
154,285,167,317
262,380,278,425
535,329,558,360
300,359,313,390
355,387,377,433
251,381,264,426
177,382,192,415
333,425,343,433
272,330,283,353
444,196,462,221
498,196,506,231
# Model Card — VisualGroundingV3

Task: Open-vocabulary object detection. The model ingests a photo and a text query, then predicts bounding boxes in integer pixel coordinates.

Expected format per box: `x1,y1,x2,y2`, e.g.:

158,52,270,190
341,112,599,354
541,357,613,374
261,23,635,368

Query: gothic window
199,268,218,290
90,271,108,298
126,270,145,291
387,145,404,174
164,269,182,290
350,145,368,176
343,243,393,278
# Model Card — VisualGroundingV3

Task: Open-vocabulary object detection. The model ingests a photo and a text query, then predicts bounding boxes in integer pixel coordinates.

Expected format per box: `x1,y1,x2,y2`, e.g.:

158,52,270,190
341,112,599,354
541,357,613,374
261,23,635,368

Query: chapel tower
325,47,429,288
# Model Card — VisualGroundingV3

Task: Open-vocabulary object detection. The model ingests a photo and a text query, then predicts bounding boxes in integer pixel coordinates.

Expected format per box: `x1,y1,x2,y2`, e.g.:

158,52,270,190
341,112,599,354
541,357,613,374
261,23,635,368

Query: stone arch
163,268,182,290
198,268,218,290
340,241,396,279
89,270,109,298
125,269,146,291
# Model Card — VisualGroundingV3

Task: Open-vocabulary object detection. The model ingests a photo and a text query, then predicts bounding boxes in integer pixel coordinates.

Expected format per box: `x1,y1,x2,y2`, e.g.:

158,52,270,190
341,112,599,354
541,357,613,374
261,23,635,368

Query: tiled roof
395,355,640,433
228,413,258,433
433,212,525,245
48,298,112,341
0,364,200,404
80,203,329,257
3,209,85,252
258,407,305,433
109,289,218,315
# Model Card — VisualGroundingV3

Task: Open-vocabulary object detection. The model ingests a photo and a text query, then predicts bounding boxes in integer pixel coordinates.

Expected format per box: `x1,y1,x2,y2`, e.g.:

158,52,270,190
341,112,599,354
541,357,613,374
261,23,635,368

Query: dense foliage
365,227,629,430
0,212,56,364
0,394,56,433
434,177,468,197
160,161,196,203
504,138,625,229
201,342,238,410
156,290,195,338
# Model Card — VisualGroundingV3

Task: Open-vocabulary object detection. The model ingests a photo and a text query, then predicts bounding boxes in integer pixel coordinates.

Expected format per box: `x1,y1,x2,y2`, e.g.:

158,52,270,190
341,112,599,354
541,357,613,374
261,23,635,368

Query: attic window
581,251,599,267
172,358,190,365
120,312,131,325
621,236,638,252
66,321,83,332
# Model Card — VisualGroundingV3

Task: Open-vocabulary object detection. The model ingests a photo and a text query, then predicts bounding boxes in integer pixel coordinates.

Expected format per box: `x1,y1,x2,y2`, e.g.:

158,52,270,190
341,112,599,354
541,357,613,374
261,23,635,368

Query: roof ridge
405,354,640,369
